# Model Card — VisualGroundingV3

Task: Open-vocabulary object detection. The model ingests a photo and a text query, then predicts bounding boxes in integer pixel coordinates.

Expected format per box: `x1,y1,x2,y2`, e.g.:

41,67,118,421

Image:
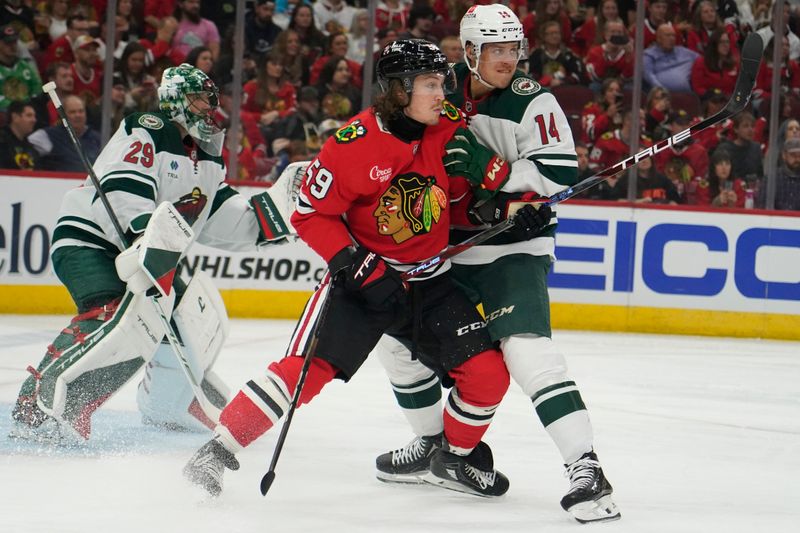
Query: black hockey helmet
376,39,456,94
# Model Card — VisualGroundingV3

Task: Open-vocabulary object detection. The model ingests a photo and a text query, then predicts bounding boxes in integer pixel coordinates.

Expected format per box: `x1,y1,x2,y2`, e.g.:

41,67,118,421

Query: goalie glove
250,190,294,245
114,202,194,296
443,127,510,200
328,247,408,309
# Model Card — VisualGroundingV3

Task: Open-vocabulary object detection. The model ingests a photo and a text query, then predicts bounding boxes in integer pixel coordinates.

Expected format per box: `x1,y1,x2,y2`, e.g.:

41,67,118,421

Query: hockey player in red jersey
183,40,512,498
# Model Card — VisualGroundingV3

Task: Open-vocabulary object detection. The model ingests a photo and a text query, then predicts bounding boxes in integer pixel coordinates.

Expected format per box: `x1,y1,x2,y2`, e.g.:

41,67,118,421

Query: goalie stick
42,82,223,426
402,32,764,281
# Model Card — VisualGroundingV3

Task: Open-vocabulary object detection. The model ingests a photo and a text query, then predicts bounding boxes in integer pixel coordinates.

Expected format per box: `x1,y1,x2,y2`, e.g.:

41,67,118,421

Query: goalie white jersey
51,111,261,255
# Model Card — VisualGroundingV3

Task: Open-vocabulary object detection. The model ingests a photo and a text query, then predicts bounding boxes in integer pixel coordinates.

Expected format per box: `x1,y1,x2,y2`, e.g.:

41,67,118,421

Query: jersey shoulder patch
600,131,614,140
334,119,368,144
440,100,462,121
137,113,164,130
511,77,542,96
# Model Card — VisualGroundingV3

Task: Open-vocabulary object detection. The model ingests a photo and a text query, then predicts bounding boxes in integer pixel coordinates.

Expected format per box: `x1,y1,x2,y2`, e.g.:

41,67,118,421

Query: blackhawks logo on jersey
511,77,541,96
173,187,207,225
373,173,446,244
334,120,367,144
441,100,461,122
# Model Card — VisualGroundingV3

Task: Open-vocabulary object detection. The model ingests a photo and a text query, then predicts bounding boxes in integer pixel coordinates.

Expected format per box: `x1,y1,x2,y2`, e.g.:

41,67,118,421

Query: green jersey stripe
531,159,578,186
100,169,158,188
209,184,239,219
94,178,157,203
57,215,103,233
52,225,119,254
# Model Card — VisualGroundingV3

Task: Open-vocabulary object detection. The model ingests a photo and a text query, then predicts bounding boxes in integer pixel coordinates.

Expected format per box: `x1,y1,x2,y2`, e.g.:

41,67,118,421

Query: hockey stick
260,274,336,496
42,83,223,426
403,32,763,281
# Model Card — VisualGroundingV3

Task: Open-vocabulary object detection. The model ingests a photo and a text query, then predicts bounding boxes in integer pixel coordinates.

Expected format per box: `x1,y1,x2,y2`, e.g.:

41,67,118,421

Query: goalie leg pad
376,335,444,437
137,271,231,431
24,292,167,439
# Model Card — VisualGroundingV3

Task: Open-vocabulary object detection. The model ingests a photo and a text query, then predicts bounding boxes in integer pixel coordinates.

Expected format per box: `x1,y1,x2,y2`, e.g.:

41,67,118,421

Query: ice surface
1,315,798,533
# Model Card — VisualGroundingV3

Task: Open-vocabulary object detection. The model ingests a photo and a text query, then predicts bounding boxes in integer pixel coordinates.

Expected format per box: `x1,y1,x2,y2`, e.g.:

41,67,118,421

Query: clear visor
411,69,458,95
478,40,528,63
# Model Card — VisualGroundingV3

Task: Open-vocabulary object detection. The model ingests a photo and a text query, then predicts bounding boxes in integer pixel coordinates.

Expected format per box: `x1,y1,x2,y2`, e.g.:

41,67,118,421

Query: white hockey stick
42,83,223,425
402,32,764,281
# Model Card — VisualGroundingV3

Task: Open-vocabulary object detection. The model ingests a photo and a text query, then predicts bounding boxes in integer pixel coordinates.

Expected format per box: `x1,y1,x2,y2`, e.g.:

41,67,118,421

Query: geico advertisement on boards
2,174,799,317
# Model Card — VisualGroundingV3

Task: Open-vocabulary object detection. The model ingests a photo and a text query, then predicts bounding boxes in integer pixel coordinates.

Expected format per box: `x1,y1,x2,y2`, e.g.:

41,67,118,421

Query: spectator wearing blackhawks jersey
184,39,514,500
11,64,295,444
373,5,621,525
0,99,38,170
584,20,634,88
580,76,623,145
528,20,586,87
589,108,647,172
654,109,709,181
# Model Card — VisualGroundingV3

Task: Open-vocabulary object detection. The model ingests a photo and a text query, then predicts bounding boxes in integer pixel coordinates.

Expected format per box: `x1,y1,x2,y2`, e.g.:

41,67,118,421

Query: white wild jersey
52,112,261,256
448,63,578,264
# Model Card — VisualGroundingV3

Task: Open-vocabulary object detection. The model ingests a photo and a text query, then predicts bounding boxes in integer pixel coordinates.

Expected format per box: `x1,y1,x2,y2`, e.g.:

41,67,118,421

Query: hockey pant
377,333,594,463
17,291,171,439
214,290,509,455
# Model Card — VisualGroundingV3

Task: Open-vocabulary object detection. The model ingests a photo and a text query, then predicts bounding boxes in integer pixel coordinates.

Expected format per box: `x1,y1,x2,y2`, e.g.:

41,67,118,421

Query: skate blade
7,420,84,447
421,472,502,498
376,469,429,485
567,494,621,523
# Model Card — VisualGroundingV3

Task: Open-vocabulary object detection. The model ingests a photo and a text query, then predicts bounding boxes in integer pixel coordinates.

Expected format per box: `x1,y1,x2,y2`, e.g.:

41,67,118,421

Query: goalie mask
376,39,457,95
460,4,528,88
158,64,225,156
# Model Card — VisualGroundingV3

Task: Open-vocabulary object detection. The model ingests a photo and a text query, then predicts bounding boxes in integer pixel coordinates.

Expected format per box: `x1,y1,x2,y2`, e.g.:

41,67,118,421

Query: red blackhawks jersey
292,104,465,270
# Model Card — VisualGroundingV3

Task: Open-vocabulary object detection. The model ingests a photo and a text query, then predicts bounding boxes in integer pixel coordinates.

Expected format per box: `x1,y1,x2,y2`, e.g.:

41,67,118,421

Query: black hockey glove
468,192,553,240
328,247,408,309
510,203,553,240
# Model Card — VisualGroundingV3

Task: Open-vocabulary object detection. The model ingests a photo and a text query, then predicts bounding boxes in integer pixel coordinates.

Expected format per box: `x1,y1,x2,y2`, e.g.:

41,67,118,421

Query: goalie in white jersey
10,64,294,443
374,5,620,524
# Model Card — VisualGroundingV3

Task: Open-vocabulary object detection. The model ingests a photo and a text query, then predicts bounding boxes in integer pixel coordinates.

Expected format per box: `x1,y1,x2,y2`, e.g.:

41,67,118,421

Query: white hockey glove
114,202,194,296
250,161,306,245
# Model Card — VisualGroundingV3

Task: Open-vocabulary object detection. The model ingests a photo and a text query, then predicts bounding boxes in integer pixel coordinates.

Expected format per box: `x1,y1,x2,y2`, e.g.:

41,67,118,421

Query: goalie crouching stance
10,64,294,443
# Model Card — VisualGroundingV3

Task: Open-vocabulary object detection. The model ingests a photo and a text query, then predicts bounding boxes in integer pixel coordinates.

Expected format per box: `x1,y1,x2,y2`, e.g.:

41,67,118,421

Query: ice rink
1,314,798,533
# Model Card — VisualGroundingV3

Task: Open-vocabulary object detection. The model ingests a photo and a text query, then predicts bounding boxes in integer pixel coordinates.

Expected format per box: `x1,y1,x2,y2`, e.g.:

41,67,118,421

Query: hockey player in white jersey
10,64,293,442
374,5,620,523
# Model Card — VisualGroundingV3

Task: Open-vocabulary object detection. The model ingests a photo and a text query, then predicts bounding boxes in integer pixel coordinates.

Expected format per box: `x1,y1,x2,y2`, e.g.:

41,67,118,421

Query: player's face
405,73,445,125
476,42,520,88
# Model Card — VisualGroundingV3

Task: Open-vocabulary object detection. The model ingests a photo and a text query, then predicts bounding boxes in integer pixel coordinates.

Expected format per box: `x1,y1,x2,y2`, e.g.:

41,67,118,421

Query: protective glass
411,69,458,95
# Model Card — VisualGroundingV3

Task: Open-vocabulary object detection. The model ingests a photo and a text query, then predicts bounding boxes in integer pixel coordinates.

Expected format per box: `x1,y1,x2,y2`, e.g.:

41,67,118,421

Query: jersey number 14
534,113,562,145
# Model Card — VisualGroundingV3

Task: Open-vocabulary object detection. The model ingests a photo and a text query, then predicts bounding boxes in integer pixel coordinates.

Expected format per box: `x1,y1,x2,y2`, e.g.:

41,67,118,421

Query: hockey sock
218,356,337,449
443,349,509,454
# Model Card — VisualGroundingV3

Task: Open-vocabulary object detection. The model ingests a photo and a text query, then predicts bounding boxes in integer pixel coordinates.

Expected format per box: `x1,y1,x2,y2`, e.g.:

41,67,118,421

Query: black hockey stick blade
260,471,276,495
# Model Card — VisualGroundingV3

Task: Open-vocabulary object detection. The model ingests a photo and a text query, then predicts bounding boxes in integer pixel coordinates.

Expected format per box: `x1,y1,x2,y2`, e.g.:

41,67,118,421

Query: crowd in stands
0,0,798,211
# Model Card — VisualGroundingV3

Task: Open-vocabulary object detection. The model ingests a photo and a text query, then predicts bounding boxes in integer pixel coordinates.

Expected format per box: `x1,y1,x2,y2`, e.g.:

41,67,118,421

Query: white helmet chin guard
460,4,527,87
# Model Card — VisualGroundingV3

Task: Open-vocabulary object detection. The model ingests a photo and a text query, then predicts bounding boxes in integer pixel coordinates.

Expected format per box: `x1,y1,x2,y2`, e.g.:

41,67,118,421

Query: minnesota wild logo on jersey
173,187,208,225
511,77,541,96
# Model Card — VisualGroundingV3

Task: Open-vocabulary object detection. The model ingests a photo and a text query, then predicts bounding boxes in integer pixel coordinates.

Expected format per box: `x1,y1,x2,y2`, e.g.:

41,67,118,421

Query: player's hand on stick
510,203,552,240
444,127,510,200
329,247,407,308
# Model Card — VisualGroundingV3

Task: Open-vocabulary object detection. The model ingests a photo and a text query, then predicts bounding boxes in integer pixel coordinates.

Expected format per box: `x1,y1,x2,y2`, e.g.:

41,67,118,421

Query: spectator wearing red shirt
309,32,363,89
31,60,73,129
40,14,89,74
693,89,731,152
70,34,103,107
690,28,739,98
654,110,709,180
585,20,634,85
144,0,177,35
754,35,800,105
571,0,621,57
580,77,623,144
690,149,746,207
643,86,671,140
632,0,684,50
375,0,410,31
241,52,298,152
589,109,647,171
523,0,572,50
685,0,739,57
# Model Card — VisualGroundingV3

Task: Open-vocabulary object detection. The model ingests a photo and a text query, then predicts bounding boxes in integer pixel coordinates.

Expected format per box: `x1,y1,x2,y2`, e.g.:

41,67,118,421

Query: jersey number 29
305,160,334,200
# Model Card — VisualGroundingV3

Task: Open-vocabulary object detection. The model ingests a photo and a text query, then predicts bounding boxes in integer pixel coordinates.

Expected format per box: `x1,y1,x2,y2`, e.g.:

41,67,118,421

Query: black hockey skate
560,451,621,523
183,439,240,497
376,432,443,484
424,441,510,497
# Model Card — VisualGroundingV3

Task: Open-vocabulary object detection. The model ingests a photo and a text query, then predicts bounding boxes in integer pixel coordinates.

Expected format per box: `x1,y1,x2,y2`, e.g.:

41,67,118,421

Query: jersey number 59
305,160,334,200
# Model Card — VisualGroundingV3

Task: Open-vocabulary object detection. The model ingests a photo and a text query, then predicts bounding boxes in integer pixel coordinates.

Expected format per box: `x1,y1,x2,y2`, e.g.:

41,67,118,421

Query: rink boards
2,173,799,340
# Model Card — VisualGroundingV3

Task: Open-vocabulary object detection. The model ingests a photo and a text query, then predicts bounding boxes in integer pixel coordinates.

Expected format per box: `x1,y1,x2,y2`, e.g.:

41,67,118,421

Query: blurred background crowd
0,0,798,211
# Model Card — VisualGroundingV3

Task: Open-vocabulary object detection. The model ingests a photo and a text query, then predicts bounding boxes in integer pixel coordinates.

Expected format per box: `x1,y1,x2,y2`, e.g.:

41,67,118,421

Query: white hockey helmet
460,4,527,75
